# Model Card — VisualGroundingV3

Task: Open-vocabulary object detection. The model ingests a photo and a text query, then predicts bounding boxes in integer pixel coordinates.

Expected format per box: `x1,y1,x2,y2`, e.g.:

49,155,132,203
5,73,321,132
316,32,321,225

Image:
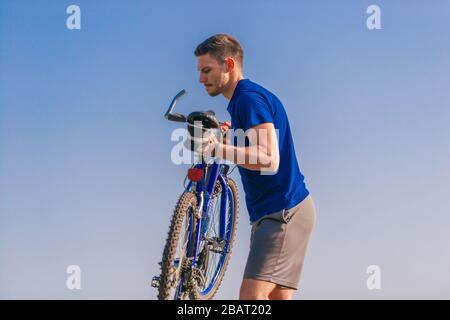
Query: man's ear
226,58,235,72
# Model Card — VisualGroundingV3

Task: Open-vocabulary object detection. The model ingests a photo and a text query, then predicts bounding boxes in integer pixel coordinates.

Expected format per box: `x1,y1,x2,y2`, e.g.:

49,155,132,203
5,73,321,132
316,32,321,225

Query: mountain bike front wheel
157,191,197,300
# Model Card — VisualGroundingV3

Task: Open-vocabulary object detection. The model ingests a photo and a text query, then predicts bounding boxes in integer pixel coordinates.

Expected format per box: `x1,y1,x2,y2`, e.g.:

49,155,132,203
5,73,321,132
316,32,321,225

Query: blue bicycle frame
185,161,233,269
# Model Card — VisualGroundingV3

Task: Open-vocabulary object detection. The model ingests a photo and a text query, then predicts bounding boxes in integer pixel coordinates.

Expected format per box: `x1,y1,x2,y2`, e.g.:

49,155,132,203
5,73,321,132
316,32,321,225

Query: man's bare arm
216,122,279,172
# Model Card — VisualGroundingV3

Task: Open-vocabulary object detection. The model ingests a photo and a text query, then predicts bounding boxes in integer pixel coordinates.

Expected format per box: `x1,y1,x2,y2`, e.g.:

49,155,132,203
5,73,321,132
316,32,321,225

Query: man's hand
196,130,220,157
220,121,231,133
220,121,231,145
192,121,230,158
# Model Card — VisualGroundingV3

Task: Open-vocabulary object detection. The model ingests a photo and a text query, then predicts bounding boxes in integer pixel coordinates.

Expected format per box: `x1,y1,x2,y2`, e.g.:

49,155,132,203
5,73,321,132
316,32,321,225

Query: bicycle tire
157,191,197,300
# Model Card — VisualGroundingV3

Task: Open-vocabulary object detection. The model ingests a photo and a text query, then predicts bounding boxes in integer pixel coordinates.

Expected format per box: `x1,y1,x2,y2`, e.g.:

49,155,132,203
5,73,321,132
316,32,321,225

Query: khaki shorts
243,195,316,290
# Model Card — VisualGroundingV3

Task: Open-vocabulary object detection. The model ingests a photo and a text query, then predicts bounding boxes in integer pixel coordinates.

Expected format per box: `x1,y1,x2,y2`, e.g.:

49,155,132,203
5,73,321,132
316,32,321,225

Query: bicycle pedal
151,276,160,288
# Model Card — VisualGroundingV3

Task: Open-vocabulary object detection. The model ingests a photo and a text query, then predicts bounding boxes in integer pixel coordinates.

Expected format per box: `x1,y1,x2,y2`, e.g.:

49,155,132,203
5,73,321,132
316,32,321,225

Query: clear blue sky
1,0,450,299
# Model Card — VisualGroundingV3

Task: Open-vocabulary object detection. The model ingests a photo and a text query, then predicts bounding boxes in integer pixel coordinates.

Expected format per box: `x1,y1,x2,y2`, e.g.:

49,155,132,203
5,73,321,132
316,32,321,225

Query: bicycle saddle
187,110,220,129
185,110,220,152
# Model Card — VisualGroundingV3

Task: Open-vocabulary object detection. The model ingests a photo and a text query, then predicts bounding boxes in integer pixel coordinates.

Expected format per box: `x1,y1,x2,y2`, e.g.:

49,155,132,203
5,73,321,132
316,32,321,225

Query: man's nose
199,74,206,83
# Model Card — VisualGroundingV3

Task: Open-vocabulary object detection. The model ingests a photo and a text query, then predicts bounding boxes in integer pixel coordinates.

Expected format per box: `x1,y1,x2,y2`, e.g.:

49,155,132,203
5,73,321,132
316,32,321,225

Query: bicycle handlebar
164,89,187,123
164,90,230,130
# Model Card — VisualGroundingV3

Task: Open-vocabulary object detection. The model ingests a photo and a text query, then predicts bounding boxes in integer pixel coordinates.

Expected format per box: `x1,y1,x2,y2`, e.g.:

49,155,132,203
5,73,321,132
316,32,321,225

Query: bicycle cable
228,164,238,176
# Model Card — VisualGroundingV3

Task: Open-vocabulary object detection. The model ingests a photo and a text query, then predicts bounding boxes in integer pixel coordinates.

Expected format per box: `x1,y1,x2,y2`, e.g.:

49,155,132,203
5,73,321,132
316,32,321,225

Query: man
195,34,316,300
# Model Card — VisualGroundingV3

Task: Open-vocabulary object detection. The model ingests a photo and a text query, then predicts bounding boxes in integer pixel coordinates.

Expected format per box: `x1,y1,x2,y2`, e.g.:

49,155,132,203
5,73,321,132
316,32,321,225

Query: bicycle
151,90,239,300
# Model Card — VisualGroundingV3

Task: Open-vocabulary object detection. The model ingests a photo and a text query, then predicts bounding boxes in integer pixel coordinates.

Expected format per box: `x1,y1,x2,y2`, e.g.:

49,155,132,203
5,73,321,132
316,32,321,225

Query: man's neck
223,74,244,100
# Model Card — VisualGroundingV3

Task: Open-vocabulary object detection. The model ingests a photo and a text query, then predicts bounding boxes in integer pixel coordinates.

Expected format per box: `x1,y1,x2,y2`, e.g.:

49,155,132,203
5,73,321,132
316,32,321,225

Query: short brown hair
194,34,244,69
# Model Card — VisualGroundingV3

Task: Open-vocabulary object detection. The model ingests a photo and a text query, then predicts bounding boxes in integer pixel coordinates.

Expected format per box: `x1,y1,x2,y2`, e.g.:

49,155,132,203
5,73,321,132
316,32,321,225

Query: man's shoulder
235,89,265,104
240,80,280,104
239,80,268,94
229,80,282,119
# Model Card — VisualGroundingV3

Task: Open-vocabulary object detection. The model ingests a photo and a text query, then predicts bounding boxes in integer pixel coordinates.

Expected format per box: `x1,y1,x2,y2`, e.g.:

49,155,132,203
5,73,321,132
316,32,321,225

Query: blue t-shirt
227,79,310,223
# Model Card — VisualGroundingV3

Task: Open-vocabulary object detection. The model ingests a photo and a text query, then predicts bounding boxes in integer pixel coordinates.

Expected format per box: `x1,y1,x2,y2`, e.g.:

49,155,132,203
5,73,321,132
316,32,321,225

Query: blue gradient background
1,0,449,299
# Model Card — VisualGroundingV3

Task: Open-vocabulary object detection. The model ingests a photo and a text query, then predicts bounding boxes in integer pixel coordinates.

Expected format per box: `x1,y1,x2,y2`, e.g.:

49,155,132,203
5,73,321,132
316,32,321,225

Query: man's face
197,54,229,97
